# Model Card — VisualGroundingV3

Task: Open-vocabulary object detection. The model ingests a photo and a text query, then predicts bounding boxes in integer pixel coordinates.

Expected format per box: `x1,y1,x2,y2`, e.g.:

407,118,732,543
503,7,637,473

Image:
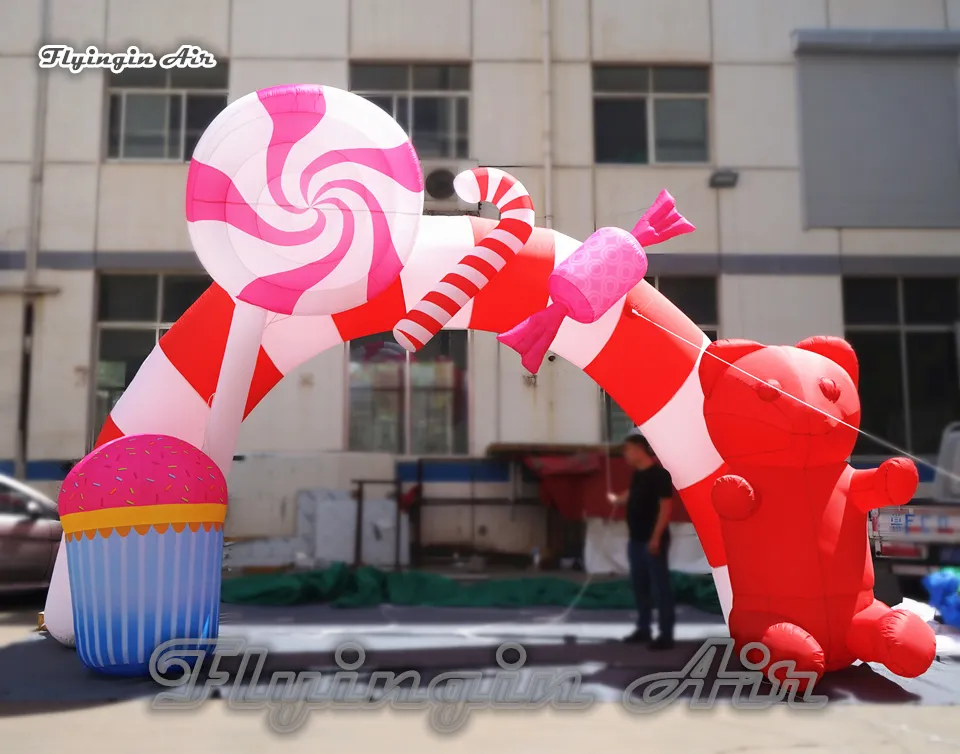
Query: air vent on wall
421,159,479,212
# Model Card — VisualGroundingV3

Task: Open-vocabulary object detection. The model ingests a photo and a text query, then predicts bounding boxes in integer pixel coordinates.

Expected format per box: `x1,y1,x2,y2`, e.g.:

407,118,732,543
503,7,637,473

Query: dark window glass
107,93,122,158
653,99,709,162
594,98,648,164
110,67,167,88
170,64,229,89
412,97,452,158
605,395,634,442
162,275,211,322
903,277,959,326
184,94,226,159
0,485,33,514
652,66,710,93
845,330,907,454
95,329,159,441
906,331,960,455
98,275,158,322
395,96,410,133
166,93,183,159
657,277,718,326
365,95,395,117
98,329,158,386
348,333,405,453
593,66,649,93
411,331,468,455
351,64,409,91
347,331,469,454
455,96,469,158
121,93,170,158
842,278,899,325
350,387,404,453
413,64,470,91
702,329,719,342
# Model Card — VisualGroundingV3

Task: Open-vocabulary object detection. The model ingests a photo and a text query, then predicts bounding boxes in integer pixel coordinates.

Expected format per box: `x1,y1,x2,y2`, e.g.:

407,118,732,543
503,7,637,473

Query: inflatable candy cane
392,168,535,351
498,190,695,373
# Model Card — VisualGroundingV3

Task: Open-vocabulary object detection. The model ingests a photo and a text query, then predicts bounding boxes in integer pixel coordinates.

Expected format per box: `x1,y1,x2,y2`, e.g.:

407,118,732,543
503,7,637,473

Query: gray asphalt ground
1,592,958,753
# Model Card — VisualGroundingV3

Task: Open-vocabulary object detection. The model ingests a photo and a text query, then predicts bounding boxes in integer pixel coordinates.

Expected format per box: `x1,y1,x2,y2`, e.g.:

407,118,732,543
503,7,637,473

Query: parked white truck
869,422,960,587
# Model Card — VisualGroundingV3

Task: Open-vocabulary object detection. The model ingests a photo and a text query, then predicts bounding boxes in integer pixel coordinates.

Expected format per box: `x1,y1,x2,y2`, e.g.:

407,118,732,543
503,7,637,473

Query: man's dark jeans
627,538,675,639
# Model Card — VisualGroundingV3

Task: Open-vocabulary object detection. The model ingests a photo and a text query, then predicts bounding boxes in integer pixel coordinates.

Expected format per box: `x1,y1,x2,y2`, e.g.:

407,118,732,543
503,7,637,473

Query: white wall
28,271,95,460
0,0,955,480
719,275,844,343
0,273,25,460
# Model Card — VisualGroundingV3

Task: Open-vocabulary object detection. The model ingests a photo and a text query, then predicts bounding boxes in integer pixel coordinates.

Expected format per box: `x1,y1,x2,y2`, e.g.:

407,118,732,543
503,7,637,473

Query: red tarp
522,453,691,523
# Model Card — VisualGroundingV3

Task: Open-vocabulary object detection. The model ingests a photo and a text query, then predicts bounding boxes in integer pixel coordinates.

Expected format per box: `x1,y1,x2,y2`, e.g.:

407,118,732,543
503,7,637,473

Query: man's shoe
649,636,675,651
623,628,652,644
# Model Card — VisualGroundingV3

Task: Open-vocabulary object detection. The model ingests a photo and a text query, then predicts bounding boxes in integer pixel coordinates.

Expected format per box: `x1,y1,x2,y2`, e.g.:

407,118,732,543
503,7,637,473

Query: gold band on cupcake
60,503,227,536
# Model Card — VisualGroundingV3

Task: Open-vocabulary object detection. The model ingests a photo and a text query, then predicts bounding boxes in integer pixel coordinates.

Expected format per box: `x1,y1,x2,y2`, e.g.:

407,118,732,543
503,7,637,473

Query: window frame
601,276,719,441
90,272,211,448
843,276,960,461
592,64,712,167
343,330,471,456
104,68,229,163
349,63,471,161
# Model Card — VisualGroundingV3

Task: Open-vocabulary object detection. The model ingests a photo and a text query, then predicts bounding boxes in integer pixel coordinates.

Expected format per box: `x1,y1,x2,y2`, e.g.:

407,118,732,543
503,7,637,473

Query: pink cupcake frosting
59,435,227,517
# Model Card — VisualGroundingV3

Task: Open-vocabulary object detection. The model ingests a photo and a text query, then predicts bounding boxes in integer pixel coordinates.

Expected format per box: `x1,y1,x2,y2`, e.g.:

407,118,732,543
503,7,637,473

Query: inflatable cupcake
58,434,228,676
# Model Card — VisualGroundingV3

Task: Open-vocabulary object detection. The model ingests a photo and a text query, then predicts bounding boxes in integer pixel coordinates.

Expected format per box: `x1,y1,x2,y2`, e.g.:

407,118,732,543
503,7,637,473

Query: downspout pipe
541,0,554,230
15,0,52,480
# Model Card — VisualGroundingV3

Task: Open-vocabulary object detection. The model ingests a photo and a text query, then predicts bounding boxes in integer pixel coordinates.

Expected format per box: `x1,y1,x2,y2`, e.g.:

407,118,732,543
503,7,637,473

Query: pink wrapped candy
498,190,695,373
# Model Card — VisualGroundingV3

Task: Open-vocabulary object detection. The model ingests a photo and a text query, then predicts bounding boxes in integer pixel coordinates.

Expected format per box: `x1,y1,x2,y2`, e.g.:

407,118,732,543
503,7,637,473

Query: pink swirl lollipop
186,84,424,316
184,85,424,474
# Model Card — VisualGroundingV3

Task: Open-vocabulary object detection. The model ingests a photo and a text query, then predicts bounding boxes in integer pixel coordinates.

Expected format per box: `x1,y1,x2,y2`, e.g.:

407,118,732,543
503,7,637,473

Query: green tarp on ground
219,563,722,614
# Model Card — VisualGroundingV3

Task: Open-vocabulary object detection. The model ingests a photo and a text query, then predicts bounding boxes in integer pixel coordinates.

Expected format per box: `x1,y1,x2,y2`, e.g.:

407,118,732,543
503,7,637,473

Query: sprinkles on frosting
58,434,228,523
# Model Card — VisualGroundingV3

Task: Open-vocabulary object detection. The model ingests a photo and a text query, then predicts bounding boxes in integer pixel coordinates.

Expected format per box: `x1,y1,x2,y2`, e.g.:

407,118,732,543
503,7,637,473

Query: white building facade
0,0,958,507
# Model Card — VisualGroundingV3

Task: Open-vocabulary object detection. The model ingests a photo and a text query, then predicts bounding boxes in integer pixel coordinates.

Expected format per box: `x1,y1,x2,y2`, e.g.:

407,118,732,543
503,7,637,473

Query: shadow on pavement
0,628,931,719
218,603,723,627
0,592,46,628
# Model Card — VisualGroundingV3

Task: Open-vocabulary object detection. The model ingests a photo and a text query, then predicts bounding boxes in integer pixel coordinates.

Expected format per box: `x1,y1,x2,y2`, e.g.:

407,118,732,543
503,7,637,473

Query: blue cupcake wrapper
66,524,224,676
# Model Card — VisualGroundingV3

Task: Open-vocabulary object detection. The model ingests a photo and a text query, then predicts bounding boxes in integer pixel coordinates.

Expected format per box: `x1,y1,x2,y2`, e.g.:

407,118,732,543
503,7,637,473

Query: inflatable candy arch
41,83,732,650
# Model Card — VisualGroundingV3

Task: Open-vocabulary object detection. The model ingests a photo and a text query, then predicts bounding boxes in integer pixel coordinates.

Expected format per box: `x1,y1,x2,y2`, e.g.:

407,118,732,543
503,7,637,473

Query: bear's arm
712,475,761,520
848,458,919,514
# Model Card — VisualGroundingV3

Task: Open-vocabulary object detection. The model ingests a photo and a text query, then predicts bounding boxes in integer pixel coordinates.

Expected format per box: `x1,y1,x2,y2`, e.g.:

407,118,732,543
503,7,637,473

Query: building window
106,65,229,161
843,277,960,457
350,63,470,159
593,65,710,165
93,273,211,441
347,331,469,455
603,276,719,441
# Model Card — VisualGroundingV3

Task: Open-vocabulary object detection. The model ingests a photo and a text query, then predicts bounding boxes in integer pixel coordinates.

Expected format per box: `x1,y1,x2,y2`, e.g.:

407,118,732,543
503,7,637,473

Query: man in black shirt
608,428,676,649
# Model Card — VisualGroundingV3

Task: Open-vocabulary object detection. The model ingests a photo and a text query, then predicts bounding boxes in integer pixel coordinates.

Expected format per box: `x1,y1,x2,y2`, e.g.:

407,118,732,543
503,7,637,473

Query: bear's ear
699,339,766,398
795,336,859,389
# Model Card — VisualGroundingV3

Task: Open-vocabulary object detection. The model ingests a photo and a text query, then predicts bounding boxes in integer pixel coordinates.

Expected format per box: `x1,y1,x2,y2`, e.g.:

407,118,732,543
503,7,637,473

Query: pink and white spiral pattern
185,85,425,316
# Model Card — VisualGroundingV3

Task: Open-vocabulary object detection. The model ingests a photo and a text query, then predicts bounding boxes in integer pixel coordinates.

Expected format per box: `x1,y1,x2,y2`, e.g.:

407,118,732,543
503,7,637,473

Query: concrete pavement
3,694,960,754
1,594,959,753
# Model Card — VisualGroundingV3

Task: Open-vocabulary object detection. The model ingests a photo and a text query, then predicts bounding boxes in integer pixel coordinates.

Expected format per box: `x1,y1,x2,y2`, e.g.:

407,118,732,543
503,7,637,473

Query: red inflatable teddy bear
698,336,936,685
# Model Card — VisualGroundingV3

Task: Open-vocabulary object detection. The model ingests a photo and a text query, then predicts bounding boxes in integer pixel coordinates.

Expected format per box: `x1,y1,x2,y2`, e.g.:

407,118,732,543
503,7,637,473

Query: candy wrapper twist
497,190,695,373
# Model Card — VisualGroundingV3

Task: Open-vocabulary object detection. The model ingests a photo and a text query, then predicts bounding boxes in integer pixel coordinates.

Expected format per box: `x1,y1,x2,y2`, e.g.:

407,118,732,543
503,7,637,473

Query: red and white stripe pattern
45,214,736,646
392,168,535,351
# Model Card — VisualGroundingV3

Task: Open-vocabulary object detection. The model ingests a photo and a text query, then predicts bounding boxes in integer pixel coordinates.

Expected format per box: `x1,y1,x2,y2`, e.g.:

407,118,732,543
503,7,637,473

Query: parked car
0,473,61,594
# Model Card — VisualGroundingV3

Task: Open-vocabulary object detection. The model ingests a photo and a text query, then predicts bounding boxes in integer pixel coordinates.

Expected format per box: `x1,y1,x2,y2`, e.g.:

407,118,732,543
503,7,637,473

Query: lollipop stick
202,300,268,475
